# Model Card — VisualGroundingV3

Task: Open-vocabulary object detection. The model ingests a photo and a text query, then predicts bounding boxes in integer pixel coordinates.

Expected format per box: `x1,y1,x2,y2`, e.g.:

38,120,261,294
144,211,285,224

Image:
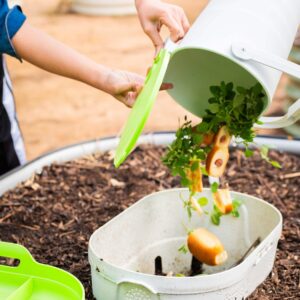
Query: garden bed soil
0,145,299,299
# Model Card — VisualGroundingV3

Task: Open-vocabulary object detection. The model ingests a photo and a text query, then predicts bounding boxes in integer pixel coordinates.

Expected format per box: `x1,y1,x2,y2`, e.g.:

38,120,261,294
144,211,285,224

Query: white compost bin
0,133,299,299
89,188,282,300
71,0,136,16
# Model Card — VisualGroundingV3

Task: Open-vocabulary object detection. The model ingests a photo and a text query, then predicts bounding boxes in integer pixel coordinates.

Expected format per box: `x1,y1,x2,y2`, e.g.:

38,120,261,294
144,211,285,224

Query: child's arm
12,20,144,107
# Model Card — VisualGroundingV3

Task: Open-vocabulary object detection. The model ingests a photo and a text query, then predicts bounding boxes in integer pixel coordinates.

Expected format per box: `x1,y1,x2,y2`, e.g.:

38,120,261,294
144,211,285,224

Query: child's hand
135,0,190,55
104,69,173,107
105,70,144,107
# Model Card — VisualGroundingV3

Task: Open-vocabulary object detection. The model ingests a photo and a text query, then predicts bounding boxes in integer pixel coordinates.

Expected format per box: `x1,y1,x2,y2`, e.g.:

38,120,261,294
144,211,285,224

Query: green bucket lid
114,49,171,167
0,242,84,300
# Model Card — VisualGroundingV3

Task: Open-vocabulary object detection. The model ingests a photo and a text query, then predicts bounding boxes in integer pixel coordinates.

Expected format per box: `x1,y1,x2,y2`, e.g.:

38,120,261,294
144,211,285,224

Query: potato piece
213,188,233,214
214,126,231,148
187,228,228,266
206,147,229,177
186,160,203,193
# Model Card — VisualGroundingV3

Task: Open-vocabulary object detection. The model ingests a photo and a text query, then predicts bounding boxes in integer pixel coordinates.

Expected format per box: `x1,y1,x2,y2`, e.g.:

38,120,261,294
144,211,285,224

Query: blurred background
6,0,296,160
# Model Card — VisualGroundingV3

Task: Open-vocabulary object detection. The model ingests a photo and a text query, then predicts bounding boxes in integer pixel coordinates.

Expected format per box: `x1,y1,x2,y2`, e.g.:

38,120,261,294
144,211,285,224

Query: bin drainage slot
191,256,203,276
154,256,165,276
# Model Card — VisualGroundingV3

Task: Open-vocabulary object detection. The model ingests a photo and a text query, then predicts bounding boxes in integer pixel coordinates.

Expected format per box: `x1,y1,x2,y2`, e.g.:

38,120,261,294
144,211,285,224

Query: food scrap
187,228,228,266
162,81,281,265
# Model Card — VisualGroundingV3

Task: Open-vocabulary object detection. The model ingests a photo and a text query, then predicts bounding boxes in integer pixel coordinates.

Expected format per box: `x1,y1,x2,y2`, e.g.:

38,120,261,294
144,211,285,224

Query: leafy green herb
175,273,185,277
211,182,219,193
210,205,223,225
162,119,208,192
180,193,195,220
183,199,193,220
202,81,265,142
178,244,188,254
200,166,208,176
198,197,209,207
270,160,281,168
260,145,269,160
259,145,281,168
245,148,254,158
231,199,242,217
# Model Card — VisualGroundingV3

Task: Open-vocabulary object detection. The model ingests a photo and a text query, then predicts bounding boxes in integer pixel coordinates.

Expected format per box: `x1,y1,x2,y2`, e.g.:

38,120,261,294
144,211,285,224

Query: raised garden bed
0,141,299,299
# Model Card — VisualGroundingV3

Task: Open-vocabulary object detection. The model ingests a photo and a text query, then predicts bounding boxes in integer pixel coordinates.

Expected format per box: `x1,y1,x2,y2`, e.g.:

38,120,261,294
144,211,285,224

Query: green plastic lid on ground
0,242,84,300
114,49,171,167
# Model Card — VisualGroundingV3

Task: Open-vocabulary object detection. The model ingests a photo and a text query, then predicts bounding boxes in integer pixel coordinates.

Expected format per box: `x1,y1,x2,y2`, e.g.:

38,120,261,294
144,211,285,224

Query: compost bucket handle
0,241,35,269
232,42,300,129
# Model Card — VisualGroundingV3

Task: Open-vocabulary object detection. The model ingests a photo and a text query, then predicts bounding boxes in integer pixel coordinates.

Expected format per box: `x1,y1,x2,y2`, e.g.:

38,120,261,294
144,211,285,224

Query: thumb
117,84,142,108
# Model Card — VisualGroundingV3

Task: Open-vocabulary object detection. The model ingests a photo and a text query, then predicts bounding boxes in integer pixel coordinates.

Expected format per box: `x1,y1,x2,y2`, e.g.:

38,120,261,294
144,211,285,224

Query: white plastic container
162,0,300,128
89,188,282,300
71,0,136,16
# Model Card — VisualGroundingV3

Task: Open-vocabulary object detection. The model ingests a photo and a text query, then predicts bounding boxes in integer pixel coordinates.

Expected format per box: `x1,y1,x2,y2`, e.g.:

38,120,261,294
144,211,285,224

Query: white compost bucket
89,188,282,300
161,0,300,129
71,0,136,16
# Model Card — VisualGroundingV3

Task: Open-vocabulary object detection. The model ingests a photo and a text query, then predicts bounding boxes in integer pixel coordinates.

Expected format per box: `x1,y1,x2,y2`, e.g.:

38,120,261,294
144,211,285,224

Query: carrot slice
187,228,228,266
213,188,233,214
206,147,229,177
214,126,231,148
191,126,215,146
202,133,215,146
186,160,203,193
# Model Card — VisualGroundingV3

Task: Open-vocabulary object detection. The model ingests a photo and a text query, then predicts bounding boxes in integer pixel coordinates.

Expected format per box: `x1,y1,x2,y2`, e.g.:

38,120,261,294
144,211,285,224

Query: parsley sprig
162,118,209,188
210,199,242,225
197,81,265,142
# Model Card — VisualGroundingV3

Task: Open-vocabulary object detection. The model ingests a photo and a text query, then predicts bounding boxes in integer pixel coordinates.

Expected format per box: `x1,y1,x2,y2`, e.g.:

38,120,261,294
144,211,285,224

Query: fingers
161,12,185,43
179,8,190,34
160,6,189,43
112,69,173,108
160,82,173,90
143,23,164,56
117,82,143,108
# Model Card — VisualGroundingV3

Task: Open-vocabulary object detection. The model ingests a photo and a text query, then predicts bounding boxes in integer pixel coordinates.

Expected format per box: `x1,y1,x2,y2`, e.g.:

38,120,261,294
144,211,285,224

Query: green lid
114,49,171,167
0,242,84,300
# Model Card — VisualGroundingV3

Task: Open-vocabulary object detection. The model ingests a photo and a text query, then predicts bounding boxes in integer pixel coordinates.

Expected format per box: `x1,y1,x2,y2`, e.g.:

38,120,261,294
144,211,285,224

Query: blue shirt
0,0,26,60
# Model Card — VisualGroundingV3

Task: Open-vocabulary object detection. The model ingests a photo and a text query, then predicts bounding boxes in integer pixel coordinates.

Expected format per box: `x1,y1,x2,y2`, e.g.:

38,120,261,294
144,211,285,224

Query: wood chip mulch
0,145,299,299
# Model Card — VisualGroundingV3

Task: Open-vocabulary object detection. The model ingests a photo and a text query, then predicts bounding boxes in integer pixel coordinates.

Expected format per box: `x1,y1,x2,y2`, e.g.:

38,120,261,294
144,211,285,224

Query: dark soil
0,145,299,300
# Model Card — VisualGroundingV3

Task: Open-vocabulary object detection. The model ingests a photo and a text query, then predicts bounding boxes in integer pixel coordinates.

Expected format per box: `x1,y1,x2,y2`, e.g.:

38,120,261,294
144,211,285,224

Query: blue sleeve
0,0,26,60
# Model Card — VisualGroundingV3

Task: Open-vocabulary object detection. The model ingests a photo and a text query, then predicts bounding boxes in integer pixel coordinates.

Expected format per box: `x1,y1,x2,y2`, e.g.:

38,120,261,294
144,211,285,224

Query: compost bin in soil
0,133,299,300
